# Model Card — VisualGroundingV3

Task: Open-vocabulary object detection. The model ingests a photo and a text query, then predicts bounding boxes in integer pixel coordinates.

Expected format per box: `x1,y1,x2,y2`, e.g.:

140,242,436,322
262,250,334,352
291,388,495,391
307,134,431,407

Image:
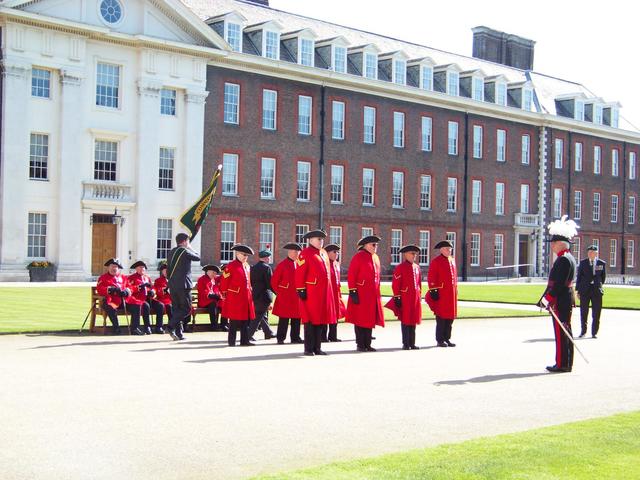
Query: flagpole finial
217,164,222,170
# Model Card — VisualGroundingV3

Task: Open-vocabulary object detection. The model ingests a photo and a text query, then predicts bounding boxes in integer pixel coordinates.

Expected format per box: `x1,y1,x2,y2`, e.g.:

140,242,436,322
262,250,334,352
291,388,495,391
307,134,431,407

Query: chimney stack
472,26,535,71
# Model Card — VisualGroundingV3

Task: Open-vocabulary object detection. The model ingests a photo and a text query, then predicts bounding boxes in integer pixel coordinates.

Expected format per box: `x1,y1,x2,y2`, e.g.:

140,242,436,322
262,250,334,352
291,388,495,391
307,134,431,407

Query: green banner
179,167,221,241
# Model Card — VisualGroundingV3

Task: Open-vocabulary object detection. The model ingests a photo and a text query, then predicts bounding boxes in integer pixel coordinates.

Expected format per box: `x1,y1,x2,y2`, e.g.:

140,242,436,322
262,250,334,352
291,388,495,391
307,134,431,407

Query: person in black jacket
166,233,200,341
576,245,606,338
248,249,277,340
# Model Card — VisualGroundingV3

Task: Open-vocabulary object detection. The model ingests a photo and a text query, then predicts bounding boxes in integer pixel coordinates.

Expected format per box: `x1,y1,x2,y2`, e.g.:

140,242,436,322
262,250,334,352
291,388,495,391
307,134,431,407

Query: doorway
91,217,117,276
518,234,529,277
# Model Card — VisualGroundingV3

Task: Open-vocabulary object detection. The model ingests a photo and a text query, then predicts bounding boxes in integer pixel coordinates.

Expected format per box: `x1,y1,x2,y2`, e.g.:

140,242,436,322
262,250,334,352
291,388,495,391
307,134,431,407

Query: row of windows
553,188,637,225
570,237,636,268
554,140,637,179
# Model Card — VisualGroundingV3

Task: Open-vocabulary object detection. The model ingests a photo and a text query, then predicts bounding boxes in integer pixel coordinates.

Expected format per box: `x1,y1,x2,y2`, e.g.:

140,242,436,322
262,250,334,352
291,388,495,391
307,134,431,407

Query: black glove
393,297,402,308
107,286,117,295
147,289,155,298
212,293,221,300
138,285,146,292
297,289,307,301
429,289,440,301
349,289,359,304
144,282,153,288
121,289,130,298
163,288,169,295
208,293,215,299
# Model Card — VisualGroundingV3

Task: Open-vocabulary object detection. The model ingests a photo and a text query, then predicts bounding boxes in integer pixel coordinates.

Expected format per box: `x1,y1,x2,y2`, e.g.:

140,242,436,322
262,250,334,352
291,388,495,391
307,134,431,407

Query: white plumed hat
546,215,580,243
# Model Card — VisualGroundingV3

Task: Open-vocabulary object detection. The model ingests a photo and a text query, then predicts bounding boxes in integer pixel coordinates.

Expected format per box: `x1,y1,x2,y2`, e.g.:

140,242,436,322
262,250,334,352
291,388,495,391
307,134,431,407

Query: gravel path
1,308,639,480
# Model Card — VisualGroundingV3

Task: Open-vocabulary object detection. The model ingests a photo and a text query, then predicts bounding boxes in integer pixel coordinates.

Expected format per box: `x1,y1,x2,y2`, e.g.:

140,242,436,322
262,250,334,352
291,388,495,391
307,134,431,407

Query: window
554,139,564,169
629,197,636,225
259,223,274,252
446,232,456,255
29,133,49,180
447,177,457,212
330,165,344,204
523,89,533,111
594,104,603,125
224,83,240,124
300,38,314,66
421,66,433,90
329,226,342,247
158,147,175,190
94,140,118,181
421,117,432,152
262,89,277,130
495,182,505,215
573,190,582,220
611,195,619,223
418,230,430,265
364,53,377,79
220,221,236,262
521,184,530,214
609,239,617,268
447,71,459,96
226,22,241,52
27,212,47,258
593,193,601,222
222,153,238,196
364,106,376,144
553,188,563,218
497,129,506,162
298,95,312,135
333,46,347,73
496,83,507,106
361,227,373,239
628,240,636,268
160,89,176,116
420,175,432,210
96,62,120,108
571,237,581,260
448,121,458,155
295,225,309,245
594,146,602,175
591,238,600,253
471,180,482,213
393,59,406,85
31,68,51,98
100,0,122,24
520,135,531,165
392,171,404,208
156,219,172,259
470,233,481,266
332,101,345,140
575,100,585,121
473,125,483,159
630,152,637,180
393,112,405,148
260,157,276,199
473,77,484,102
494,234,504,266
264,30,279,60
612,149,619,177
612,108,620,128
391,229,402,264
296,161,310,201
574,142,583,172
362,168,375,206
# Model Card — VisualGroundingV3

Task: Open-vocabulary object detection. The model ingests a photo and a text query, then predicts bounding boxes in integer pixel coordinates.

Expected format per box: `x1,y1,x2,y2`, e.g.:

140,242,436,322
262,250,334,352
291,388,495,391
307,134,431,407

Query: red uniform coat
425,254,458,319
385,261,422,326
294,246,336,325
96,273,128,309
329,259,347,321
153,276,171,305
346,250,384,329
126,272,153,306
197,274,220,308
271,257,300,318
219,259,255,321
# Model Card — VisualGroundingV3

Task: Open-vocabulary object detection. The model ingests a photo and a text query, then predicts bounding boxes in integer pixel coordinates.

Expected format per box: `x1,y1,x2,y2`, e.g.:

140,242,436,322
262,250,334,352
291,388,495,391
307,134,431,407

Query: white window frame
158,147,175,191
553,188,563,219
612,149,619,177
262,89,277,130
420,175,432,210
299,37,314,67
472,77,484,102
363,106,376,144
495,82,507,106
421,65,433,91
521,184,530,214
497,129,506,162
27,212,47,259
627,240,635,268
470,233,481,266
393,59,406,85
296,161,311,202
260,157,276,200
393,112,405,148
94,139,118,182
222,153,238,196
574,142,583,172
418,230,430,265
259,222,274,252
160,88,176,116
611,194,619,223
330,165,344,204
610,239,617,268
629,196,636,225
594,146,602,175
156,218,173,260
223,82,240,125
392,171,404,208
629,152,637,180
523,89,533,111
220,221,237,262
495,182,505,216
225,22,242,52
29,132,49,180
329,226,343,248
471,180,482,214
473,125,483,159
332,101,345,140
421,116,432,152
447,71,459,96
593,193,601,222
391,229,402,265
364,53,378,79
447,177,457,212
448,121,458,155
31,67,51,99
264,30,280,60
555,139,564,169
298,95,312,135
573,190,582,220
333,45,347,73
362,168,375,206
446,232,457,255
494,234,504,266
95,62,120,109
295,224,309,245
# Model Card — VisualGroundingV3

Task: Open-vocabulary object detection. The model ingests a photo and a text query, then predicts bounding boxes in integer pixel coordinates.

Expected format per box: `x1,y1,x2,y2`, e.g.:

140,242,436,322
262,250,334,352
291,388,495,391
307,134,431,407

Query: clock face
100,0,123,25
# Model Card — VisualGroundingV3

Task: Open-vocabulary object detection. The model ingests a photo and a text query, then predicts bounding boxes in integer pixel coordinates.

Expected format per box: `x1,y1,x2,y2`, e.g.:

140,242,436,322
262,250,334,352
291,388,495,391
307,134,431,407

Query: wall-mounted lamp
112,208,125,227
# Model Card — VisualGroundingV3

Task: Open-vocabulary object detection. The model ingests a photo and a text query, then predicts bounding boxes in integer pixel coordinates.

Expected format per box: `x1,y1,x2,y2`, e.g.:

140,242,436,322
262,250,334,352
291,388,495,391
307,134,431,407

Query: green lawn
253,411,640,480
0,286,544,334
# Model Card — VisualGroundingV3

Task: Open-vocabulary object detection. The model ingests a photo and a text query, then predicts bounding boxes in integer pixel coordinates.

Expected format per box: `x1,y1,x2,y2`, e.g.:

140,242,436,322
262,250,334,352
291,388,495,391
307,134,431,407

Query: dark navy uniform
576,257,606,337
249,258,276,340
167,243,200,339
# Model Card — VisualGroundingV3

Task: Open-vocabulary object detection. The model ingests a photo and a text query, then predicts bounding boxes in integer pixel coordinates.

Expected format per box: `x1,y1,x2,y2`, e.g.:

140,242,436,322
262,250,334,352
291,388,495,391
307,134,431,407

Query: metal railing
485,263,534,281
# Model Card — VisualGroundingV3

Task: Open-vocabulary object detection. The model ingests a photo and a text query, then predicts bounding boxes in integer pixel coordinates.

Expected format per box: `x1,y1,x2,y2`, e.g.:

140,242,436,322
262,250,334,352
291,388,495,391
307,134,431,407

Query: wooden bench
89,286,132,334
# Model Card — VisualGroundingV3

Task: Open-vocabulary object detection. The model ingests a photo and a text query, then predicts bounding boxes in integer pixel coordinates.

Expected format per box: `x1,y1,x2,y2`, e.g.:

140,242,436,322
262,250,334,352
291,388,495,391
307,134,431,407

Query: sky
271,0,640,130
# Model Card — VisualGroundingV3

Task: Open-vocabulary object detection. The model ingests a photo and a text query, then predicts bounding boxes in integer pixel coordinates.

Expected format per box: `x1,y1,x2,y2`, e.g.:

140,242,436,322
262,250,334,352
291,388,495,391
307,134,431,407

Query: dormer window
334,45,347,73
473,77,484,101
226,23,242,52
365,52,378,79
575,100,585,121
496,82,507,106
612,108,619,128
206,11,246,53
265,30,279,59
523,88,533,111
347,44,379,80
447,71,459,96
300,38,314,66
393,59,406,85
315,36,349,73
421,65,433,90
434,65,462,96
594,104,603,125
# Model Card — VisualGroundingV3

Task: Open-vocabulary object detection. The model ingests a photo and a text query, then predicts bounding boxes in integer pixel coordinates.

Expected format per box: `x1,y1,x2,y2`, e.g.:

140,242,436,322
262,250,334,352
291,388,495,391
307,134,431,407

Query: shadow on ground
434,372,549,386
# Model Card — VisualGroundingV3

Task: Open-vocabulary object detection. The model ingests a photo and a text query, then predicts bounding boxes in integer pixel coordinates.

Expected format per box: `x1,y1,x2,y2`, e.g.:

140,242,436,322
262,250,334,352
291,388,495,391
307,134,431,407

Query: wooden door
92,223,117,276
518,234,529,277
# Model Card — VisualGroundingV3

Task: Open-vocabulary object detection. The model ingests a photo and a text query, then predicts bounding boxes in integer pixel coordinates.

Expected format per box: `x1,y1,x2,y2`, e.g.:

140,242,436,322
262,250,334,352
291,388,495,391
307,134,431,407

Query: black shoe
410,345,420,350
220,325,229,332
144,326,152,335
249,336,256,342
402,345,411,350
592,334,597,339
112,326,121,335
546,365,571,373
365,346,377,352
437,342,448,347
578,332,586,338
357,347,367,352
328,338,342,342
168,329,179,341
277,340,285,345
176,333,186,341
131,328,144,336
445,340,456,347
314,350,328,356
154,327,165,334
371,336,376,340
292,339,304,344
240,342,255,346
304,351,315,356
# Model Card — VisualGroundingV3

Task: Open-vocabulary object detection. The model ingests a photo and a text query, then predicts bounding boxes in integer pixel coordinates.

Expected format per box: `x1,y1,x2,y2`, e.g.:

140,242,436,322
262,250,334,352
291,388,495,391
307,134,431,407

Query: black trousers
579,288,603,336
276,317,302,342
354,325,373,349
205,303,220,328
152,301,172,328
139,302,152,328
552,316,574,370
169,288,192,330
401,324,416,347
304,323,324,353
103,303,121,329
435,317,453,342
248,309,273,338
228,320,250,346
328,323,339,341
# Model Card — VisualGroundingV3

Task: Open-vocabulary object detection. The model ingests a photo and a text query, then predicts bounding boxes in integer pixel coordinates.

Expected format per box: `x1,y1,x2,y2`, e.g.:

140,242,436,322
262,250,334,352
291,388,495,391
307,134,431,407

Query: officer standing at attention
272,243,304,344
324,244,345,342
151,263,171,334
166,233,200,341
220,244,256,346
425,240,458,348
576,245,606,338
249,249,277,341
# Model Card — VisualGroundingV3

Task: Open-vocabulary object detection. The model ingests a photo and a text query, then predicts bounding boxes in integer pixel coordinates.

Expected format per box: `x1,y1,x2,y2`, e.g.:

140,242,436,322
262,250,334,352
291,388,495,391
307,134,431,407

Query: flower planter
28,266,57,282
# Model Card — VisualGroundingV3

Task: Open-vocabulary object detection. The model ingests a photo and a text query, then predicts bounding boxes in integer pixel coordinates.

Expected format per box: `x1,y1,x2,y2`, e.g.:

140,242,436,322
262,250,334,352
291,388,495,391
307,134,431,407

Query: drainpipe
461,112,469,281
567,131,572,216
621,142,627,276
318,85,326,230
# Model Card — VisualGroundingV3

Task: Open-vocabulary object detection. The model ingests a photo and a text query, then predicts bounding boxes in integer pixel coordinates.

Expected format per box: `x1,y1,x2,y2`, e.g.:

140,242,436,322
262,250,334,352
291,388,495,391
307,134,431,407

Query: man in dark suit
576,245,606,338
167,233,200,341
248,249,277,340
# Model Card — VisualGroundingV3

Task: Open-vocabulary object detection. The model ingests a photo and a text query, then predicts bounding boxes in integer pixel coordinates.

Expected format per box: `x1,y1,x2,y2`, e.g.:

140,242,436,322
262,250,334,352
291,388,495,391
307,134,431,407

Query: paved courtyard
1,308,639,479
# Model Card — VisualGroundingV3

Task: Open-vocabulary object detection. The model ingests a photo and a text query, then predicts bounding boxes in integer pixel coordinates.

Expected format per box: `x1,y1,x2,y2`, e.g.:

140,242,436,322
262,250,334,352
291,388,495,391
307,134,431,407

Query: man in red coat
385,245,422,350
324,244,345,342
151,263,171,334
272,243,304,344
125,260,153,335
96,258,130,335
346,235,385,352
197,265,222,331
425,240,458,347
295,229,336,356
219,244,256,346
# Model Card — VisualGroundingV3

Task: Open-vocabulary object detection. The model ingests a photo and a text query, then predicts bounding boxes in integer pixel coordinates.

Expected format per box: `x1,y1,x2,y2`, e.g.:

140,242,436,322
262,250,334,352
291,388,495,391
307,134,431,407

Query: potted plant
27,260,57,282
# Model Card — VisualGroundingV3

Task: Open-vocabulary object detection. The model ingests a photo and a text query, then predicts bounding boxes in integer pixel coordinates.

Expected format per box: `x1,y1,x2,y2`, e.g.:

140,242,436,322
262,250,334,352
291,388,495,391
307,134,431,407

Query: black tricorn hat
158,263,168,271
357,235,381,247
586,245,599,252
399,244,420,254
203,264,221,274
434,240,453,249
104,258,123,268
303,229,327,240
283,242,302,251
231,244,254,255
324,243,341,253
130,260,147,269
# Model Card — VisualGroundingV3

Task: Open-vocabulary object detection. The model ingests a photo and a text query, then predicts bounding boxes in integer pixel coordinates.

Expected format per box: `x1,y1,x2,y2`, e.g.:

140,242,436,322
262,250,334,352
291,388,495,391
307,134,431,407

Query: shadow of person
434,372,550,386
523,338,554,343
187,346,408,363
